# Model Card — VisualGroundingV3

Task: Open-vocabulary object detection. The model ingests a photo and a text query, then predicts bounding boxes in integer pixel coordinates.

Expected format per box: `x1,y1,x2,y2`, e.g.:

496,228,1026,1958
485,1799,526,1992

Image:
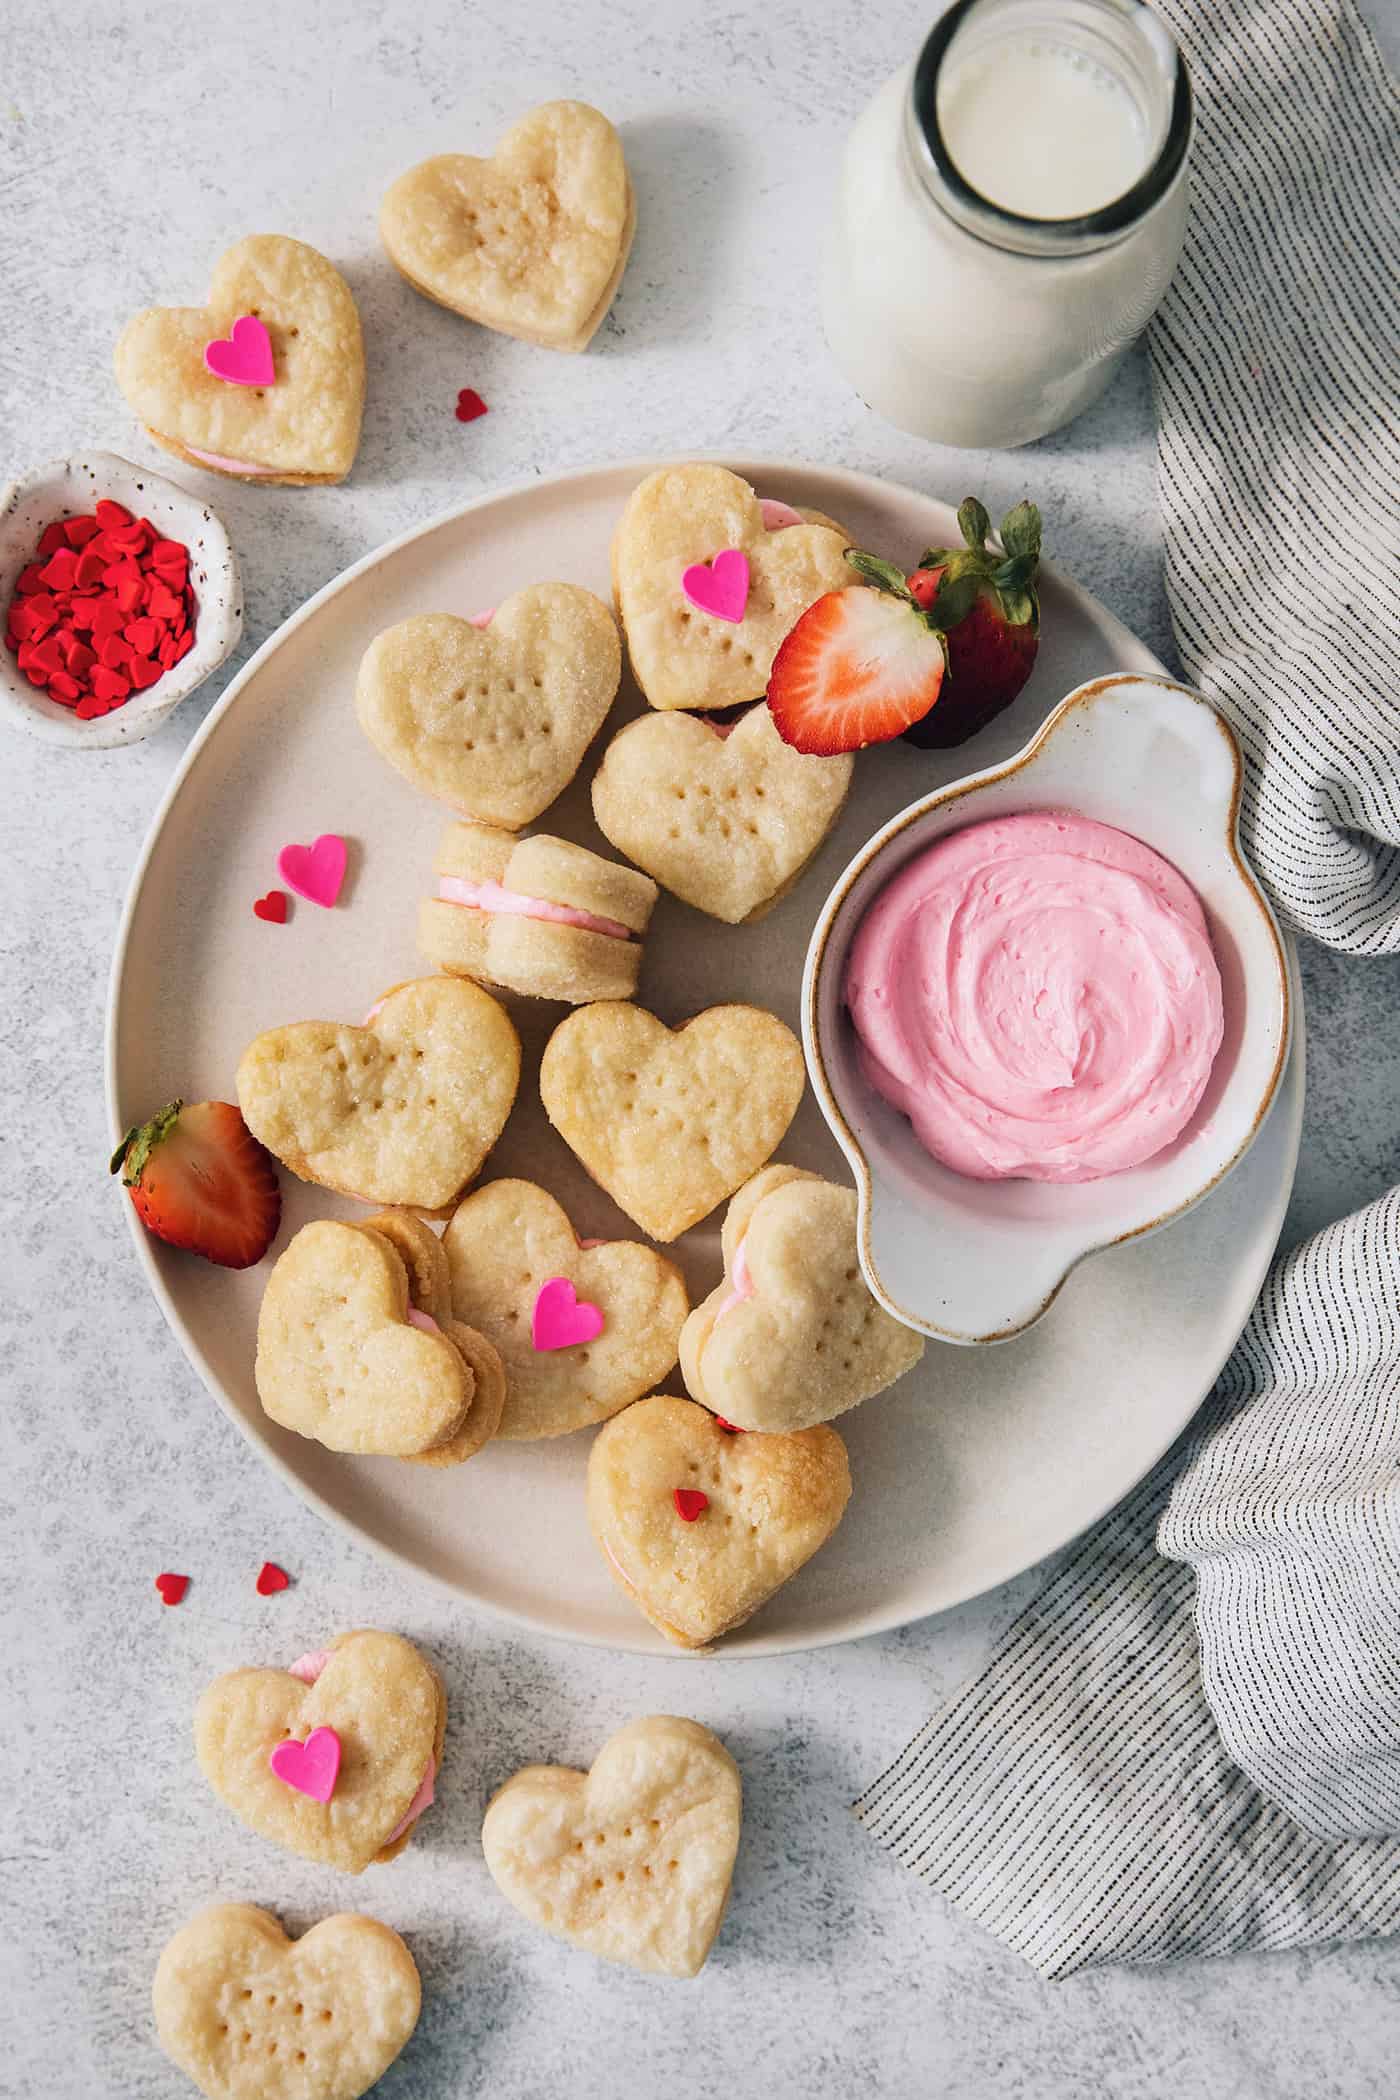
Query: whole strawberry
110,1098,281,1269
901,498,1042,749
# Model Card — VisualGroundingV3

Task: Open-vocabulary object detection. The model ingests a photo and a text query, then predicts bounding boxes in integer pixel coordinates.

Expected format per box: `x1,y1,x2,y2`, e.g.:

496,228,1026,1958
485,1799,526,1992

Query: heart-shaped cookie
587,1395,852,1647
680,1166,925,1431
481,1716,741,1977
196,1630,446,1873
356,586,621,828
380,100,634,351
611,465,853,711
153,1904,420,2100
443,1178,688,1440
256,1220,483,1458
591,701,853,923
237,976,520,1211
539,1002,805,1241
114,235,365,485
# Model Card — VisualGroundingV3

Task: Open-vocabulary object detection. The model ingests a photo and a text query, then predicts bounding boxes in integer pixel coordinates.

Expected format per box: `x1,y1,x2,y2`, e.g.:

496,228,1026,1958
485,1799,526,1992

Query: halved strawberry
110,1099,281,1269
766,555,947,755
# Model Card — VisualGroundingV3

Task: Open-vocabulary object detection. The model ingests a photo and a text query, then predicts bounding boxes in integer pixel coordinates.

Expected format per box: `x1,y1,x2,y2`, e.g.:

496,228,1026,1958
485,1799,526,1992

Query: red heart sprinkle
155,1572,189,1606
95,498,133,530
38,549,77,590
47,671,81,704
713,1416,744,1434
253,890,288,924
455,387,488,423
91,666,131,703
74,695,106,719
38,521,67,557
16,563,46,596
256,1560,291,1594
147,581,183,621
63,514,101,548
673,1488,710,1522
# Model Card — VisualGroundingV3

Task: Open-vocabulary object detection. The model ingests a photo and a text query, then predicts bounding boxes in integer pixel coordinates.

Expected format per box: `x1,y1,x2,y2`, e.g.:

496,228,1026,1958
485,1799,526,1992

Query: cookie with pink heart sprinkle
611,464,852,712
442,1178,688,1440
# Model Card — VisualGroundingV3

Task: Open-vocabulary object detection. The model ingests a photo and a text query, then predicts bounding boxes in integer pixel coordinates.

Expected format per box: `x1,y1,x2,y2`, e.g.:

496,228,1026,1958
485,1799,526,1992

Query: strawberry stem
110,1098,183,1185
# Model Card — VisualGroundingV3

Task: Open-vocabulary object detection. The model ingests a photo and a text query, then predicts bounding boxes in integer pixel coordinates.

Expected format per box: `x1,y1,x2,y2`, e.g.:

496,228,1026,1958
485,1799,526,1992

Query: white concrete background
3,2,1400,2094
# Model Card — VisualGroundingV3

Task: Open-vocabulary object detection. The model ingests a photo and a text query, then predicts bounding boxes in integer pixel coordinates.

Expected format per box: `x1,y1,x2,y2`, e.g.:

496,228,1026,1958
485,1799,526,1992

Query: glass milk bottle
822,0,1193,448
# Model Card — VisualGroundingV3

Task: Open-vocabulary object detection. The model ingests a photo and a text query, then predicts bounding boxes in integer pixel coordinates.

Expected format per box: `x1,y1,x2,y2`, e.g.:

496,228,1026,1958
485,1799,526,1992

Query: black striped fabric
1148,0,1400,953
854,1197,1400,1977
854,0,1400,1971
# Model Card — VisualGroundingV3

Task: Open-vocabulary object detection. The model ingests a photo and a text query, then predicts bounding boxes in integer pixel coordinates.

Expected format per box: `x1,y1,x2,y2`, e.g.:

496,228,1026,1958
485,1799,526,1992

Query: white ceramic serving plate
107,456,1303,1655
804,675,1291,1343
0,450,242,749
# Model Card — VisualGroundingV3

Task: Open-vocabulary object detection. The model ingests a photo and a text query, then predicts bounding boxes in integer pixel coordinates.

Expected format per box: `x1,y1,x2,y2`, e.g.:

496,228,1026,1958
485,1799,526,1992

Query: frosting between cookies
844,811,1223,1183
406,1307,440,1333
183,444,281,477
437,875,633,941
713,1238,754,1325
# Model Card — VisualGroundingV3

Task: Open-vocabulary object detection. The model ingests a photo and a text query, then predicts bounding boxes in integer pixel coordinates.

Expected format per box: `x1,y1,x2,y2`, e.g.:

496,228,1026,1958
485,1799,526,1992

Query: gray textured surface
3,2,1400,2095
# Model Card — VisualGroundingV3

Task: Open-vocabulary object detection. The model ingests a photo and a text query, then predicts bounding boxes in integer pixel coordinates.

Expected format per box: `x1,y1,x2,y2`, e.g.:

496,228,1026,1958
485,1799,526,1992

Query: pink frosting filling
713,1237,754,1325
760,497,804,530
468,608,494,628
283,1649,437,1840
184,445,281,477
576,1236,607,1250
406,1307,440,1333
844,811,1223,1184
437,874,633,941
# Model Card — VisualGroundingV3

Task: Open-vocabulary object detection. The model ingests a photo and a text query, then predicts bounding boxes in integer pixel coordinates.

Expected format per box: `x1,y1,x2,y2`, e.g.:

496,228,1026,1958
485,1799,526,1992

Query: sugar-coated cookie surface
237,976,520,1211
356,586,621,828
419,820,657,1004
680,1166,925,1431
153,1903,420,2100
114,235,365,485
380,101,634,352
539,1001,805,1241
195,1630,446,1874
481,1716,742,1978
587,1395,852,1648
591,701,853,923
443,1179,688,1439
611,465,853,711
255,1220,478,1457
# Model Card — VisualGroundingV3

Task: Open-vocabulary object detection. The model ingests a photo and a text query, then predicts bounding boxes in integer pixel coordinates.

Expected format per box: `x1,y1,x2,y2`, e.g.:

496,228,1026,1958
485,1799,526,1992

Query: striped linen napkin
854,0,1400,1974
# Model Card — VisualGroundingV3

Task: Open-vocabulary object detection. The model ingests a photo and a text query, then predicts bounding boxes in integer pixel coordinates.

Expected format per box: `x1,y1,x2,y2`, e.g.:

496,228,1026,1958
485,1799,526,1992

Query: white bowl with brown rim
801,673,1291,1344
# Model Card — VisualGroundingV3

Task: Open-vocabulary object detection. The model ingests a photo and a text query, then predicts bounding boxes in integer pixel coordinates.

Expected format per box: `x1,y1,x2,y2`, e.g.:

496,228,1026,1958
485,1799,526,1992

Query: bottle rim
908,0,1194,254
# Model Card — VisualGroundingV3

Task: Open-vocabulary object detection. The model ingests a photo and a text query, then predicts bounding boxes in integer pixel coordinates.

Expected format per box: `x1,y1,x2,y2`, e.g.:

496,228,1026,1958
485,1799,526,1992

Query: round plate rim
105,452,1305,1657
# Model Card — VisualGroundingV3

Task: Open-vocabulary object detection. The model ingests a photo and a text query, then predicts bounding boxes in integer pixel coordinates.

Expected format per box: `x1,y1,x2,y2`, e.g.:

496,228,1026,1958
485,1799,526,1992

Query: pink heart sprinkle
532,1276,605,1352
682,548,750,624
760,498,804,531
269,1725,341,1803
204,314,276,388
277,833,347,909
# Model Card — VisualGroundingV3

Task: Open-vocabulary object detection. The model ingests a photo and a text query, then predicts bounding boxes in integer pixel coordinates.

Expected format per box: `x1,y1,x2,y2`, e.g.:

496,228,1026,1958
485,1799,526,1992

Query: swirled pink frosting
844,811,1223,1183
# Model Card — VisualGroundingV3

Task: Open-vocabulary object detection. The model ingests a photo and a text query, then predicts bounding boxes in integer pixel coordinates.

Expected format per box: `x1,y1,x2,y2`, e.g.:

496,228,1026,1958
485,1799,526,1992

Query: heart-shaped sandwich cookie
680,1166,925,1431
356,585,621,828
114,235,365,485
591,702,853,923
539,1002,805,1241
237,976,520,1211
481,1716,741,1977
153,1903,420,2100
443,1179,688,1440
419,820,658,1003
612,465,853,711
380,100,634,352
196,1630,446,1873
588,1395,852,1647
256,1219,491,1460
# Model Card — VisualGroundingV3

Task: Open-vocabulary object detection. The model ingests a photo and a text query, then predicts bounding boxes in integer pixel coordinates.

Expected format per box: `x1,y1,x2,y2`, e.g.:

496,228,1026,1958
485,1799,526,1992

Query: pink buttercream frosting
713,1238,754,1325
844,811,1223,1184
760,497,804,530
282,1648,436,1840
184,445,281,476
467,608,494,628
406,1307,440,1333
437,874,633,941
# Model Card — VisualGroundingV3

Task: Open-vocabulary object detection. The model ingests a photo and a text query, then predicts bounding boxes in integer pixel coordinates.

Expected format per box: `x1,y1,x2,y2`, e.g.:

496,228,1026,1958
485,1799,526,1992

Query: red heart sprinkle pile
673,1488,710,1523
253,890,289,925
5,501,195,719
155,1572,189,1606
255,1560,291,1595
455,388,488,424
713,1417,743,1434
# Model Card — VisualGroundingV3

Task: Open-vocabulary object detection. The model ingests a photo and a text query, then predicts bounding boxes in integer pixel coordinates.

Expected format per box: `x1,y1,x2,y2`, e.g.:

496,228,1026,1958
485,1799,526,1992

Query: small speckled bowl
802,674,1292,1344
0,451,242,749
